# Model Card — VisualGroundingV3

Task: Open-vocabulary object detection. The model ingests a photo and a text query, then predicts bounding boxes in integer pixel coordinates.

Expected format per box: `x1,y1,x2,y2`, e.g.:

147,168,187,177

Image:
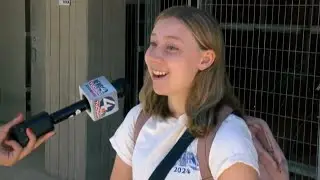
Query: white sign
59,0,71,6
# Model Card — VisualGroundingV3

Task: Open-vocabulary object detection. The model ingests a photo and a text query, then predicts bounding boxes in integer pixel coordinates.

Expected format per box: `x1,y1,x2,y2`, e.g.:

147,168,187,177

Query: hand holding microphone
0,76,126,166
9,76,126,148
0,114,55,167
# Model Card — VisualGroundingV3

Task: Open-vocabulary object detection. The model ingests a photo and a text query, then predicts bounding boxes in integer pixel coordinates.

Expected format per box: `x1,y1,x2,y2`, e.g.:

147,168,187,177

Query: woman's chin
153,87,169,96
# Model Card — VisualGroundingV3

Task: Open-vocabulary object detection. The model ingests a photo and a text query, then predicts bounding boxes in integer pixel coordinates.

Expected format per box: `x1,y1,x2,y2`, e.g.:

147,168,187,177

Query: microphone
9,76,126,148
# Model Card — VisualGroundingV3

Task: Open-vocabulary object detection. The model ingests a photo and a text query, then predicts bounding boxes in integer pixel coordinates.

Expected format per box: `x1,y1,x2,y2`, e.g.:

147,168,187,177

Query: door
0,0,26,123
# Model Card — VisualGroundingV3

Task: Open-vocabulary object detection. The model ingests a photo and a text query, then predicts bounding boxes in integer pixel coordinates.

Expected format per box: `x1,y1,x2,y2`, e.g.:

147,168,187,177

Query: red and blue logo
95,96,116,118
88,79,108,97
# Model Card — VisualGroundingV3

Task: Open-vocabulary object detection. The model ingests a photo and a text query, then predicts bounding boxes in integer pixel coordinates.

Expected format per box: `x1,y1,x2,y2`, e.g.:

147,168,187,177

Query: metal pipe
220,23,320,34
288,160,317,179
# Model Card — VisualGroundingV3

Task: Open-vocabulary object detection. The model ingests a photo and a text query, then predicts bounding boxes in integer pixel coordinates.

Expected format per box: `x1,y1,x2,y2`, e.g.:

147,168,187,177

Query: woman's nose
146,48,164,63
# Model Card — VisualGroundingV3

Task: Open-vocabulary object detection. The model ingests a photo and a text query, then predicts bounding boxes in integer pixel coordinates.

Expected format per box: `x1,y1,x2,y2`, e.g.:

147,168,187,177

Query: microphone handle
9,99,90,148
50,99,89,124
9,111,54,148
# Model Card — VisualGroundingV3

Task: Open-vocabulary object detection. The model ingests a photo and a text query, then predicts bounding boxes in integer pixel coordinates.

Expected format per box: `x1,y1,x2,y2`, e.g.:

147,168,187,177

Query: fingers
1,127,55,166
34,131,55,149
3,113,24,130
0,114,22,143
3,139,23,166
0,113,24,144
18,128,37,160
252,136,277,169
18,129,55,160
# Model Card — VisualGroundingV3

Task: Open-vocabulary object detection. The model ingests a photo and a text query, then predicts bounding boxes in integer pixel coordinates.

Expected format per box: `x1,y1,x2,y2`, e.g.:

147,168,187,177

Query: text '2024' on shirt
109,104,260,180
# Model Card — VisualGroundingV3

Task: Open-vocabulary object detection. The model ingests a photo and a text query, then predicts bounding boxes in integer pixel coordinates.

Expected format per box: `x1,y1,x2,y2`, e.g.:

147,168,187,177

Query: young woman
110,6,259,180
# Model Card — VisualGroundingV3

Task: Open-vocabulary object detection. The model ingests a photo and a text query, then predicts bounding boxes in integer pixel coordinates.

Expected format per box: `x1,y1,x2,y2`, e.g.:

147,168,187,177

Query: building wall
86,0,126,179
0,0,26,122
42,0,88,179
42,0,126,179
30,0,48,118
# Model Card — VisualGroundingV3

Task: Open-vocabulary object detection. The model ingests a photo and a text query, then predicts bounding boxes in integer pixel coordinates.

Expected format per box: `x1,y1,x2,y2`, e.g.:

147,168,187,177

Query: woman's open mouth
152,70,168,79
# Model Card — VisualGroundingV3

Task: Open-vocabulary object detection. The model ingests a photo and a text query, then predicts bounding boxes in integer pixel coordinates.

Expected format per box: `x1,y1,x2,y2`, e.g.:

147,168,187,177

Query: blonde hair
139,6,242,137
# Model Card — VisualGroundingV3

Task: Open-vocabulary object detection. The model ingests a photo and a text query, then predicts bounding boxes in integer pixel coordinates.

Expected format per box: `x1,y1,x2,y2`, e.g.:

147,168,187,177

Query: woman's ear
198,50,215,71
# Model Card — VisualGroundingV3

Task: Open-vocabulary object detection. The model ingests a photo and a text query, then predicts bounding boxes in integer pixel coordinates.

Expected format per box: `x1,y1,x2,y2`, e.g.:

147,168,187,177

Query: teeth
153,70,168,76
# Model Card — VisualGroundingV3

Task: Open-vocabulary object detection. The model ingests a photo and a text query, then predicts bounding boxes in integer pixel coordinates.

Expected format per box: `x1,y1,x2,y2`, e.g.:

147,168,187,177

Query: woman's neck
168,93,188,118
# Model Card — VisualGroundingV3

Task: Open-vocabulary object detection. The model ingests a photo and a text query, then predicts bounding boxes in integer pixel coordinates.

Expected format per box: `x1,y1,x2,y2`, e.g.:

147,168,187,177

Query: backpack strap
149,130,195,180
133,109,151,144
133,106,235,179
197,105,234,180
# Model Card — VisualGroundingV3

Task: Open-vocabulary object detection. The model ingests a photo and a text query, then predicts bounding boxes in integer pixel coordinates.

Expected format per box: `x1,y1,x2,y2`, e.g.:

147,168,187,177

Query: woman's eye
166,45,179,51
149,41,157,47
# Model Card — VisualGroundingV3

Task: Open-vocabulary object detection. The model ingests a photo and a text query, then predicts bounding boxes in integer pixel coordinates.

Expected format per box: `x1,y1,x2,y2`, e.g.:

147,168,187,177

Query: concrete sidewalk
0,145,60,180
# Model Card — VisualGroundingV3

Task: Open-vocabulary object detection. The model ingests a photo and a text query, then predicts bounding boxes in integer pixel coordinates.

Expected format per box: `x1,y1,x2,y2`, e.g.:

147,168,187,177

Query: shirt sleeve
109,104,143,166
209,114,260,179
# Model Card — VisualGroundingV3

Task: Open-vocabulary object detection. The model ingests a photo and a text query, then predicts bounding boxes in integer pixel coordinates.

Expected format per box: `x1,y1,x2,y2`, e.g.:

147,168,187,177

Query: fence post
318,113,320,180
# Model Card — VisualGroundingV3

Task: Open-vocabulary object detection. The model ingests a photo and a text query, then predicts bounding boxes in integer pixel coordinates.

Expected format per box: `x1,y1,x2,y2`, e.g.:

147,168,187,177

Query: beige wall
43,0,88,179
86,0,126,179
30,0,47,117
0,0,26,122
42,0,126,179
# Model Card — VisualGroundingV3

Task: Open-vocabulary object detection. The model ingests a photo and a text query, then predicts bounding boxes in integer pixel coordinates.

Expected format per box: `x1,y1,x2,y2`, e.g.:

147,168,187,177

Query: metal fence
125,0,320,179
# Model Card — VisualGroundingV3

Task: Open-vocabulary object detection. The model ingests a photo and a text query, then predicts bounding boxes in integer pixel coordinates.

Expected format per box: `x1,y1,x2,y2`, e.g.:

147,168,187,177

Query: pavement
0,145,60,180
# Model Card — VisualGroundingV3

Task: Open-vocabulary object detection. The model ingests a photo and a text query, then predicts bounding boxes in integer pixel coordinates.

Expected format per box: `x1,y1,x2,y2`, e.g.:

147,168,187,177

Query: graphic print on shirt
172,151,199,174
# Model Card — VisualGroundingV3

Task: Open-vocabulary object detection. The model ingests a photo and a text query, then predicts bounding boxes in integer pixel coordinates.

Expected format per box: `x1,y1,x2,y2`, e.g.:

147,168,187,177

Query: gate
125,0,320,179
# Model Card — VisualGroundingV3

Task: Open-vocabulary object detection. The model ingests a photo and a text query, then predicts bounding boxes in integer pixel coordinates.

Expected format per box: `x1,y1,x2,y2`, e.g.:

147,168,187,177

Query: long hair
139,6,242,137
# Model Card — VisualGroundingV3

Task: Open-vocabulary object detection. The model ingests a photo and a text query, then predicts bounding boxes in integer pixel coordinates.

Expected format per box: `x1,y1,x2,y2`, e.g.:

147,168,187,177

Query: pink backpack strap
245,116,289,180
197,106,290,180
133,109,151,144
197,105,233,180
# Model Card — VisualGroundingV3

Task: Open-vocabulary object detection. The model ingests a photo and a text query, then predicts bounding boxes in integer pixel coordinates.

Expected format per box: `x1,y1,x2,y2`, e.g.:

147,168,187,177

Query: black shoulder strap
148,106,241,180
232,110,243,118
148,130,195,180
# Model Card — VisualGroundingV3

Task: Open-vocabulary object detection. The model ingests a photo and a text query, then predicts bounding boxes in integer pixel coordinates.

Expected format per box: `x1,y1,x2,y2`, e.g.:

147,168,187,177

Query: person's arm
109,104,142,180
110,155,132,180
209,115,260,180
0,113,55,166
218,162,258,180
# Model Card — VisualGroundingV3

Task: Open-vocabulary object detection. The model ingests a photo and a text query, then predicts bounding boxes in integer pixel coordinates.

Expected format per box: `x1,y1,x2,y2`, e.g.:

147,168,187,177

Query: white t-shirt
109,104,259,180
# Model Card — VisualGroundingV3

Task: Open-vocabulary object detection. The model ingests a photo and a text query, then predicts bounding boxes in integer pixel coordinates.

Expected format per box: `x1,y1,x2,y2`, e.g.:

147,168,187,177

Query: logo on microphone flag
95,96,116,118
87,79,108,97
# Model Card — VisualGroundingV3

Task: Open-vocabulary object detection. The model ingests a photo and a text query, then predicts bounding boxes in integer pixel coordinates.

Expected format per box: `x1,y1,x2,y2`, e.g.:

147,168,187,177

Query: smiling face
145,17,206,96
139,7,236,136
